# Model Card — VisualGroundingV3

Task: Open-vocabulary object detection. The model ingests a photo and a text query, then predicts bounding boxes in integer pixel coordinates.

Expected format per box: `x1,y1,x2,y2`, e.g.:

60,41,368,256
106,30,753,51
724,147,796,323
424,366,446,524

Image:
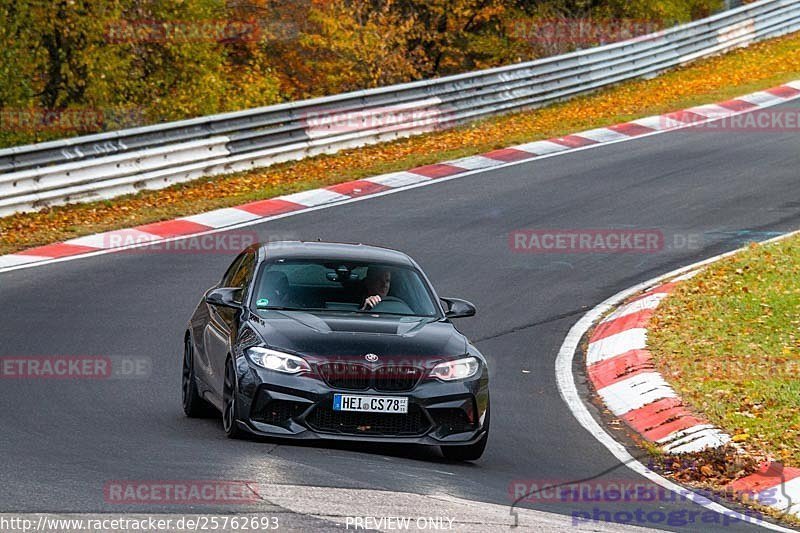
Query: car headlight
246,347,310,374
430,356,480,381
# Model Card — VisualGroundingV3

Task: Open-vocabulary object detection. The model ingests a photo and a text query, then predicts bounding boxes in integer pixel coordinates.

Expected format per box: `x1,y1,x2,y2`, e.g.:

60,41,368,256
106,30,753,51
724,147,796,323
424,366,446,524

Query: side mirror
441,297,476,319
205,287,242,309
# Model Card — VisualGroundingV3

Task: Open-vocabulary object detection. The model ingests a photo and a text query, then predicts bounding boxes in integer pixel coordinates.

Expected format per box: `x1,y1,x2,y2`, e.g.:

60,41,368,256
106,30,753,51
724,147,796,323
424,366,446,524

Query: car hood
248,310,467,359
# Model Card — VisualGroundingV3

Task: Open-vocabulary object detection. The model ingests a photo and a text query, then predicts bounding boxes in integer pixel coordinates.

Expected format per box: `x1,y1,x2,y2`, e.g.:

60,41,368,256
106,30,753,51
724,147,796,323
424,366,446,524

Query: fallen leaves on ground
649,445,765,487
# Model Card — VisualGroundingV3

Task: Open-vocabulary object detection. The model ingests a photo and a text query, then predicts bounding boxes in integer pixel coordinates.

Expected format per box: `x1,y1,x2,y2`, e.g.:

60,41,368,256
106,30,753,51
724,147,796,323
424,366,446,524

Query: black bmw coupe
182,241,489,460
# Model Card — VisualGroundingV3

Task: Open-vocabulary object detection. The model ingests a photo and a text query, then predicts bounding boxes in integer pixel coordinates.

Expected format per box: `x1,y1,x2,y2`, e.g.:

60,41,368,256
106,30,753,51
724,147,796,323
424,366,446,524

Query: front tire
222,358,247,439
441,401,489,461
182,337,215,418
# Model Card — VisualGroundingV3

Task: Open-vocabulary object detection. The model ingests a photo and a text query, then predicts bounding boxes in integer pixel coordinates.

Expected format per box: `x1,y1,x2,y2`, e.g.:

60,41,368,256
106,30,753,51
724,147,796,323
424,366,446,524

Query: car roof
258,241,416,267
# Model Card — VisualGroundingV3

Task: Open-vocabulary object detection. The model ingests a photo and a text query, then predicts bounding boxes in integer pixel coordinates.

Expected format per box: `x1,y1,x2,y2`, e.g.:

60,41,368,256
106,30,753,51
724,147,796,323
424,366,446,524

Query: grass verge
2,31,800,255
649,235,800,467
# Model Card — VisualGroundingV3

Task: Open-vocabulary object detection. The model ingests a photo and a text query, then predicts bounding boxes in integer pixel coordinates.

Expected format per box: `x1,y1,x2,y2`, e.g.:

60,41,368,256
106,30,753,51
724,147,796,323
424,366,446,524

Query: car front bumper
234,357,490,446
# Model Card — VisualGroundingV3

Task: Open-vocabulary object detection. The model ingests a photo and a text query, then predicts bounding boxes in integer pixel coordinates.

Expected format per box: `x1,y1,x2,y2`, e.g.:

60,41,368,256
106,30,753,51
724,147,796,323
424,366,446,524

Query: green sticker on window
256,298,269,308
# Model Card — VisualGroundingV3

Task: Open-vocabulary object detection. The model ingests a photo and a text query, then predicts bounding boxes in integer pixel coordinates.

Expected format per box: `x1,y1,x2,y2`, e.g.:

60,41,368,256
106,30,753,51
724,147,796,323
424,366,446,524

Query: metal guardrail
1,0,798,216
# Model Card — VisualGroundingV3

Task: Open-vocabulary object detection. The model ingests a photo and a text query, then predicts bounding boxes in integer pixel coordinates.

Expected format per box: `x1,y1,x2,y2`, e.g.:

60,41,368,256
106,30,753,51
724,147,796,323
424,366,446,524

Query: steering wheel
368,296,414,315
362,296,404,311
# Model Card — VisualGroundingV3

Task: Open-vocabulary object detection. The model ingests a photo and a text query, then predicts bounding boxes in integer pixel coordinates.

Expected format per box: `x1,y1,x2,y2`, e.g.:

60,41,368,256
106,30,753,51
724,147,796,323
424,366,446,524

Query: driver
259,271,296,308
360,267,391,310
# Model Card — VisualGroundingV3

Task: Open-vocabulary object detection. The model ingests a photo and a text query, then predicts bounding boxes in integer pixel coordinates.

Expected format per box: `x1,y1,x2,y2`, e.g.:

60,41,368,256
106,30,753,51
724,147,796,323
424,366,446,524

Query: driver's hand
362,295,382,310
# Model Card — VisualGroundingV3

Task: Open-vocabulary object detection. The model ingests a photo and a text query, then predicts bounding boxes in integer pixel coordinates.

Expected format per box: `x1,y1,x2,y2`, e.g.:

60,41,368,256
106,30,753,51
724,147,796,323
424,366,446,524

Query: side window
229,251,257,303
221,253,246,287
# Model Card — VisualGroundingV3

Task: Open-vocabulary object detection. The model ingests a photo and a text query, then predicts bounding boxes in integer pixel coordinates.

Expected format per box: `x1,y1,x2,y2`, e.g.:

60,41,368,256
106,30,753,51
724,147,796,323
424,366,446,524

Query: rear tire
182,337,215,418
441,400,489,461
222,358,247,439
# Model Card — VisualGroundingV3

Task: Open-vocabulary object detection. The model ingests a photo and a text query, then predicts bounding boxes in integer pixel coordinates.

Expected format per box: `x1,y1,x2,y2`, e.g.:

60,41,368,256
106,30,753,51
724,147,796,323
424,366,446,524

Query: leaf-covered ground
649,237,800,467
1,31,800,255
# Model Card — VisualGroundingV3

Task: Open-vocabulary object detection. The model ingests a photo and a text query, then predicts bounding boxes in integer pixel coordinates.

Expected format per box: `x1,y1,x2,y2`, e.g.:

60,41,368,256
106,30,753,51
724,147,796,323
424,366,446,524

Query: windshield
251,259,441,317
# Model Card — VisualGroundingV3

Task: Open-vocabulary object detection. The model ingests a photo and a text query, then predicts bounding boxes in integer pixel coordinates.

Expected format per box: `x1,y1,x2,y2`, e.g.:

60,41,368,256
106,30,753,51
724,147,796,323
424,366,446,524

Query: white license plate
333,394,408,414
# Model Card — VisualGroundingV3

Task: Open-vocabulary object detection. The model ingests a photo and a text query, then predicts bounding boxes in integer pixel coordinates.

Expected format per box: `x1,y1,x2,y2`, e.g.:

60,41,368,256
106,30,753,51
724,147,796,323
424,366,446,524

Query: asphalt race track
2,101,799,531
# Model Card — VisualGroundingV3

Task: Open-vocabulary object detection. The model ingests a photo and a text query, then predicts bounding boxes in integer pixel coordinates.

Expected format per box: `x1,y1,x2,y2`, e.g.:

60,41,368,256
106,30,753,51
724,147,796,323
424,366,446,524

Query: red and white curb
1,80,799,275
586,272,734,455
583,251,800,521
731,462,800,517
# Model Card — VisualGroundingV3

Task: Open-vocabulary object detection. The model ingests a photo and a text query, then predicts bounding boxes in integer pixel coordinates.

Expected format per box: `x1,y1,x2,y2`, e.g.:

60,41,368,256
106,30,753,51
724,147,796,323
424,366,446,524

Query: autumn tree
272,0,525,97
0,0,725,147
0,0,284,146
